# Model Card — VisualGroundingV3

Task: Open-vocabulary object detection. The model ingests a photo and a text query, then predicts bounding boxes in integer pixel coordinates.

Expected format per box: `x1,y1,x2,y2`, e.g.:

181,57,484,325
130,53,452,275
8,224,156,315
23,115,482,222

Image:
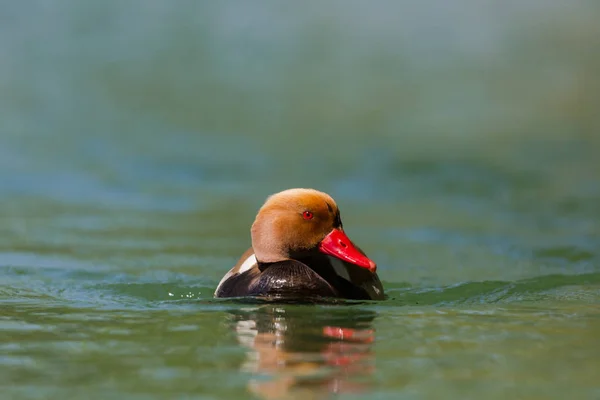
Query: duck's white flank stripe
238,254,257,274
214,254,258,296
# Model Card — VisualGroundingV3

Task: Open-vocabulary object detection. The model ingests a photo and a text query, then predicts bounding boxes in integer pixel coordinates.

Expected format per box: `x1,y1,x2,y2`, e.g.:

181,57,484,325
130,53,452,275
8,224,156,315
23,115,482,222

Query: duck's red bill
318,229,377,273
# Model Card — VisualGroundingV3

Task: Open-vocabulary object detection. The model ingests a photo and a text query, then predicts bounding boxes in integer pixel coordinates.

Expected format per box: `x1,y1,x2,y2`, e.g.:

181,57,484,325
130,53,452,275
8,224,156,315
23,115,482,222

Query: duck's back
214,260,338,299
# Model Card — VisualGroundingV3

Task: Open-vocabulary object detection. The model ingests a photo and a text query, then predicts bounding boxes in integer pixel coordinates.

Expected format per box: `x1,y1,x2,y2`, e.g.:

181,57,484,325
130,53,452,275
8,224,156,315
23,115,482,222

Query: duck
214,188,385,300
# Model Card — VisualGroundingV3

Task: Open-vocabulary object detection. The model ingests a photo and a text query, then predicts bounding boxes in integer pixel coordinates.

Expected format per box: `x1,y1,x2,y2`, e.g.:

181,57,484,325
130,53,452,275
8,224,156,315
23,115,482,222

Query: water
1,2,600,399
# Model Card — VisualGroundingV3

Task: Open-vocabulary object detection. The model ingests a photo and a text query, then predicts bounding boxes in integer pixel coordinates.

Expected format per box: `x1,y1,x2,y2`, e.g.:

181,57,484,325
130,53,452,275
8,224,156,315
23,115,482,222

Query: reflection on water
229,306,376,399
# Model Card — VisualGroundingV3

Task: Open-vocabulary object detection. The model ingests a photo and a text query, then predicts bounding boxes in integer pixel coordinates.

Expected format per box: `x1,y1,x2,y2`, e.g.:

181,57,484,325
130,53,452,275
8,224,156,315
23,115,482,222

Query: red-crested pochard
214,189,385,300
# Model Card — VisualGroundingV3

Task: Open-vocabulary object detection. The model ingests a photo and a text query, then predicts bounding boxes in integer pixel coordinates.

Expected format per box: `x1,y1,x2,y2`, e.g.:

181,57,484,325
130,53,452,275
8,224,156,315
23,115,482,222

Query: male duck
214,188,384,300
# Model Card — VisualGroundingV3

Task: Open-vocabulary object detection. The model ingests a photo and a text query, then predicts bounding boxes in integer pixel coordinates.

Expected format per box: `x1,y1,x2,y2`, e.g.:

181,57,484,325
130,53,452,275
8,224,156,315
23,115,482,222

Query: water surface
1,2,600,399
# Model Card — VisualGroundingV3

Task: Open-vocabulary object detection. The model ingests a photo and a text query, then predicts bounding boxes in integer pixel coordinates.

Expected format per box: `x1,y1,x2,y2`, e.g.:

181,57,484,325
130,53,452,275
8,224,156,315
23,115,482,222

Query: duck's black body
214,255,385,300
214,261,336,299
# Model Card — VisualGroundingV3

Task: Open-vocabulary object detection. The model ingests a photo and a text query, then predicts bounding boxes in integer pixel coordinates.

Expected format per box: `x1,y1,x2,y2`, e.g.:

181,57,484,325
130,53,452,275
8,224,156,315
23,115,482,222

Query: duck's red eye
302,211,314,220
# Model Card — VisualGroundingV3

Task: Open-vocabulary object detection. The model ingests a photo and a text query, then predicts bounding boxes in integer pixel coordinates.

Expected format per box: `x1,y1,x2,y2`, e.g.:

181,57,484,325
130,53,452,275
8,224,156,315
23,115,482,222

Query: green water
2,2,600,399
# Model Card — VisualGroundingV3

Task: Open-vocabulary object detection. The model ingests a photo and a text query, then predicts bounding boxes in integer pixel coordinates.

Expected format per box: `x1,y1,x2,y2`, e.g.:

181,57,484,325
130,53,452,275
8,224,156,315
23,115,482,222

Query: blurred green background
1,2,599,399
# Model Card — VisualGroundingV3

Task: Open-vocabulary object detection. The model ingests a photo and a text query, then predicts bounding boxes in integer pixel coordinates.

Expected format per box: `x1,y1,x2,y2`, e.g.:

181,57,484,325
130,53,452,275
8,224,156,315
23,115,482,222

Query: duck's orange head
250,188,377,273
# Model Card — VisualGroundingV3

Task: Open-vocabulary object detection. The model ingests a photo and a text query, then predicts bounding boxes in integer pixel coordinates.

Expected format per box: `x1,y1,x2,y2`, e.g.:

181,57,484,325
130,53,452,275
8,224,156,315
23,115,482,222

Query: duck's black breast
295,254,386,300
214,260,338,299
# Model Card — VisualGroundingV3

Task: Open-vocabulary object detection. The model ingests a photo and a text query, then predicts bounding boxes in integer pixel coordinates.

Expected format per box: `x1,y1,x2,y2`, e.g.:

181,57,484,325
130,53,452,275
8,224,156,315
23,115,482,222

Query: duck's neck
254,251,288,264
